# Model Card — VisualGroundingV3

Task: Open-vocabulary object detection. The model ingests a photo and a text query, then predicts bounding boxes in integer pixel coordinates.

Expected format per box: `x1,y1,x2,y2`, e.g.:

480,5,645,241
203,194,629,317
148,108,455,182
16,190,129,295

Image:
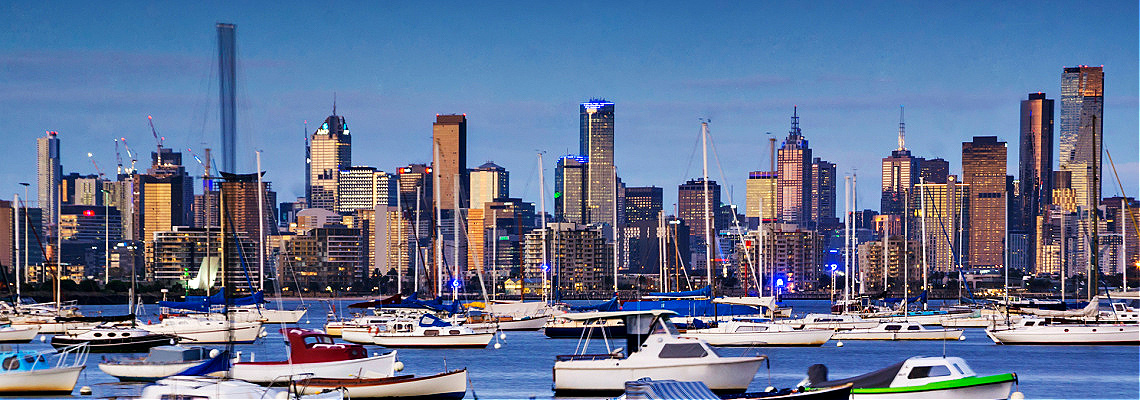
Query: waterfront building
307,111,351,212
376,205,412,281
623,186,662,224
962,136,1008,268
275,226,362,292
580,100,616,225
1035,205,1078,277
37,131,62,236
523,223,612,296
469,162,508,211
678,178,722,272
479,198,535,277
858,236,921,295
1102,197,1139,277
736,224,825,293
777,108,812,226
58,204,123,273
218,172,277,248
555,155,587,223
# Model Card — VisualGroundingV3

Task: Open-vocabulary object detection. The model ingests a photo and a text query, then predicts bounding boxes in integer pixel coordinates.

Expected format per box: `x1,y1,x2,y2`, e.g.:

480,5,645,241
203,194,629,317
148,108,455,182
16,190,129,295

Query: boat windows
651,318,680,336
304,335,334,347
906,325,921,331
93,333,103,337
735,325,769,332
424,330,440,336
449,330,462,335
108,332,117,337
907,365,952,379
2,356,19,370
123,332,130,337
658,343,708,358
884,325,902,331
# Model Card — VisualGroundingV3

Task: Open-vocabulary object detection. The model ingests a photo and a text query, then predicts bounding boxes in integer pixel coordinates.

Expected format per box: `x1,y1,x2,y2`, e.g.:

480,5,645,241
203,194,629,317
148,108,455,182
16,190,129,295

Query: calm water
10,300,1139,399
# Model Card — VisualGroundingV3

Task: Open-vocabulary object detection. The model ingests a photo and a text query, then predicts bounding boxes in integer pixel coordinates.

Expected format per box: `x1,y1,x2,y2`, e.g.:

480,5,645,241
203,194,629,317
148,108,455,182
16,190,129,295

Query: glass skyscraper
1059,66,1103,217
307,112,351,212
580,100,615,225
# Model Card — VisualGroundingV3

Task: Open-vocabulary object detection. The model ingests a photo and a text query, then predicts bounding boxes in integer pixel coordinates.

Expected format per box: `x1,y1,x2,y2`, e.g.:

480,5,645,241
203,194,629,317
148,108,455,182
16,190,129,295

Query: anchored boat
831,322,963,341
803,356,1017,400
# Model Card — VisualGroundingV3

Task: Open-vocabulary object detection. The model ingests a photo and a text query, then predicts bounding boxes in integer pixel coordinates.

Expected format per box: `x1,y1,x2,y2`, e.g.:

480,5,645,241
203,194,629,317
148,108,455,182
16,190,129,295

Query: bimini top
562,310,677,321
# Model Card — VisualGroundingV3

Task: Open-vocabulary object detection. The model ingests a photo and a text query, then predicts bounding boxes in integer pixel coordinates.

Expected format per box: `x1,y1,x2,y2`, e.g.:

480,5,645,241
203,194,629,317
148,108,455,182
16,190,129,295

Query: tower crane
87,152,105,178
120,138,138,173
148,115,165,165
113,138,124,176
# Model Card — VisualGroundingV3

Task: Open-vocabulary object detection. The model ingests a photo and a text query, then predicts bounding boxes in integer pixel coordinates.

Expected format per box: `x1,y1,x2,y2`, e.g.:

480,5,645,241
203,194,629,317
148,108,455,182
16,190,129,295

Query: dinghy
292,368,468,399
231,328,396,384
802,356,1016,400
98,345,215,382
0,343,87,395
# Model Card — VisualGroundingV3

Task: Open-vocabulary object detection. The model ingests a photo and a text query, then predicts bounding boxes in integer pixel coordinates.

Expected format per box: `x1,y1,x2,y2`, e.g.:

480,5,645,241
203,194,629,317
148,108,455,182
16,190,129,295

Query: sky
1,1,1137,215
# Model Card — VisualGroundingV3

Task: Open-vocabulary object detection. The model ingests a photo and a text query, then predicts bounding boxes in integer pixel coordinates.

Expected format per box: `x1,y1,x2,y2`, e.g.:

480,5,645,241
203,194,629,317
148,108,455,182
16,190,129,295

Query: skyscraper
37,131,62,236
1059,66,1104,218
1019,92,1054,273
307,111,351,212
777,108,812,226
678,178,721,272
962,136,1008,268
218,172,277,246
432,114,468,211
580,100,615,225
337,166,396,213
554,155,587,224
623,186,663,223
469,162,508,211
917,175,970,272
919,158,950,184
746,171,777,228
810,157,838,228
881,108,920,217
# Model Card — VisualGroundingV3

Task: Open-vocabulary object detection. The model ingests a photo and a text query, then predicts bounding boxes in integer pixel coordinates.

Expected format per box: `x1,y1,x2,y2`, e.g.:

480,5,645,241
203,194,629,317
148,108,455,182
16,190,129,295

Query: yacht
832,322,964,341
50,324,178,353
230,328,396,384
98,345,215,382
141,316,265,344
552,310,766,395
364,314,493,348
0,343,87,394
682,319,833,346
985,318,1140,345
778,313,879,330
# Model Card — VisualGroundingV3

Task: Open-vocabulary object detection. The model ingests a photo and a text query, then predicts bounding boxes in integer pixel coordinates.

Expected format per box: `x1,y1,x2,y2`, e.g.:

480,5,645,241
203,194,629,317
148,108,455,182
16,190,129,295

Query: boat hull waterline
0,365,85,394
228,353,397,384
553,356,766,394
294,369,467,399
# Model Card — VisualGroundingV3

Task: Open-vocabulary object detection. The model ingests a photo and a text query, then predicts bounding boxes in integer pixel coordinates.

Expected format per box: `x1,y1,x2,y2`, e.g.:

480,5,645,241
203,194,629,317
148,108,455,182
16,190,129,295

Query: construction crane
186,146,214,191
120,138,138,173
148,115,165,165
113,139,124,176
87,152,105,178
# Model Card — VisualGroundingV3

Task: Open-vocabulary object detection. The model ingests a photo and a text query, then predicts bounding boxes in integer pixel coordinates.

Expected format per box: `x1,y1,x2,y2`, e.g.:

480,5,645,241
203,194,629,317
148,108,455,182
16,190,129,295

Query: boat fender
959,335,966,341
39,335,45,342
209,349,221,358
494,342,502,349
79,386,92,395
1010,392,1025,400
500,332,507,340
836,341,844,347
394,361,404,371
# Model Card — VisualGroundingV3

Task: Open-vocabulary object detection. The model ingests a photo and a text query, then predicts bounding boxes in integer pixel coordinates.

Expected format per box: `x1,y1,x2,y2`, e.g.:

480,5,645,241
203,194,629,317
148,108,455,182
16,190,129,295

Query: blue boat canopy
569,297,620,312
645,286,711,298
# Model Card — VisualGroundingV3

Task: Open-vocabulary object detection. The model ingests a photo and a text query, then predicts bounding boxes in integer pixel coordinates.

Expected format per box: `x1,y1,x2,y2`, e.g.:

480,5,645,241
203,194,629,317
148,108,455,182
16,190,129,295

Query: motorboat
543,316,626,338
462,312,550,333
618,378,852,400
552,310,766,395
230,328,396,385
0,343,87,395
363,314,493,348
682,319,833,347
985,318,1140,345
863,310,964,326
462,300,561,332
326,310,428,337
98,345,216,382
239,304,308,324
940,313,1021,328
0,324,39,343
139,376,345,400
292,368,468,399
778,313,879,330
141,316,265,344
50,324,179,352
338,315,401,342
802,356,1017,399
832,322,963,341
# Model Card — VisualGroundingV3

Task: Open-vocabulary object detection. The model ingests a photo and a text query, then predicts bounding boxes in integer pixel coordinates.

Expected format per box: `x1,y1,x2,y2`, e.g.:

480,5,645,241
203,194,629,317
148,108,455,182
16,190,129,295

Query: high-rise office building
810,158,838,228
580,100,616,225
746,171,777,228
432,114,468,211
623,186,662,223
218,172,276,246
1059,66,1104,218
307,111,351,212
140,149,194,246
678,178,721,272
962,136,1008,268
881,109,920,217
777,108,812,226
152,226,258,291
916,175,970,272
1019,92,1054,273
469,162,508,211
37,131,62,237
523,223,612,295
919,158,950,185
337,166,396,213
555,155,587,224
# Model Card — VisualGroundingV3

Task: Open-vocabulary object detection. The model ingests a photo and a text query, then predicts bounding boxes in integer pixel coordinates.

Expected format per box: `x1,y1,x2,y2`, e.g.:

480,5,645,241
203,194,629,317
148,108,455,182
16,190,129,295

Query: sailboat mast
921,177,928,310
414,186,422,294
256,151,265,292
453,176,460,301
56,185,62,311
396,180,403,295
537,152,548,303
491,210,497,301
13,194,19,300
433,143,443,298
612,167,619,294
843,175,850,305
903,189,909,318
701,121,713,296
1003,186,1010,324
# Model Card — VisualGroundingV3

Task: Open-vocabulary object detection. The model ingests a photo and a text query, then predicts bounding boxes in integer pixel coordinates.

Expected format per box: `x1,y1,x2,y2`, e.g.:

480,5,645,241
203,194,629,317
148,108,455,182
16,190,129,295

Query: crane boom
148,115,165,165
87,153,105,178
113,139,124,176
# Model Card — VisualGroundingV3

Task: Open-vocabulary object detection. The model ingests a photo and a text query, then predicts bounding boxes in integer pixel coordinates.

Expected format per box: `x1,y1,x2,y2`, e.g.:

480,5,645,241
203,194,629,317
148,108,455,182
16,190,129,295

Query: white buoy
494,342,502,349
305,320,311,324
1010,391,1025,400
959,335,966,341
836,341,844,347
260,330,269,338
39,335,46,343
394,361,405,371
499,332,506,340
764,386,776,392
79,386,92,395
209,349,221,358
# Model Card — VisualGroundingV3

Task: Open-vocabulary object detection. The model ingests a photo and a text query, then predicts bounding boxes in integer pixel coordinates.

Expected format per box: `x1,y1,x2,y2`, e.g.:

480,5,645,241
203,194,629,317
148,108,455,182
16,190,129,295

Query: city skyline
2,2,1137,215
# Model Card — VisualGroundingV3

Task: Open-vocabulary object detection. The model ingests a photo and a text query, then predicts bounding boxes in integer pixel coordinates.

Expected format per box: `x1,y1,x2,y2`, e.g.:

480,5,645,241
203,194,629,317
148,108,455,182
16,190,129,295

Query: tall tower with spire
776,107,813,225
307,100,351,212
881,106,921,217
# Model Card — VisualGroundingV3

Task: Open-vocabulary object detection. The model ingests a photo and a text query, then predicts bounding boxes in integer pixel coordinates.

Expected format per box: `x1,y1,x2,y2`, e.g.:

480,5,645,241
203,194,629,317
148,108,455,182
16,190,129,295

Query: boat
0,324,39,343
230,328,397,384
0,343,87,395
141,316,265,344
362,314,493,348
985,318,1140,345
778,313,879,330
802,356,1017,399
682,319,833,347
462,311,550,333
618,378,853,400
292,368,468,399
543,316,626,338
552,310,766,395
98,345,216,382
140,375,345,400
50,324,179,352
939,313,1021,328
462,300,562,332
333,315,399,339
831,322,963,341
248,305,308,324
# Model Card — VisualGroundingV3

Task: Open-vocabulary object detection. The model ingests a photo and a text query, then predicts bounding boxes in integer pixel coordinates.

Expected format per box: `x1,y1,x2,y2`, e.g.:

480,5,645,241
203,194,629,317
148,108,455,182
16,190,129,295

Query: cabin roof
562,309,676,321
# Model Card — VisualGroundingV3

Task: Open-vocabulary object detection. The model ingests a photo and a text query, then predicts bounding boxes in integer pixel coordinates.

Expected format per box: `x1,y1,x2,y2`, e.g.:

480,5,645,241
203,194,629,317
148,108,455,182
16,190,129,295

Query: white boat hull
229,353,397,384
0,365,84,394
371,333,492,348
851,380,1014,399
98,361,201,381
296,369,467,399
940,315,1020,328
0,326,40,343
987,324,1140,345
834,329,963,340
683,329,833,346
464,316,551,333
867,314,948,326
554,356,764,393
143,320,265,344
340,327,375,344
257,308,307,324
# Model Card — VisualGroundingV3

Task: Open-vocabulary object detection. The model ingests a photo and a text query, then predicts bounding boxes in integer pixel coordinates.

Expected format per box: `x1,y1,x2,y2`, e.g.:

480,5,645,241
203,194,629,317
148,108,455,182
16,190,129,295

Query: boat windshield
652,317,680,336
304,335,334,346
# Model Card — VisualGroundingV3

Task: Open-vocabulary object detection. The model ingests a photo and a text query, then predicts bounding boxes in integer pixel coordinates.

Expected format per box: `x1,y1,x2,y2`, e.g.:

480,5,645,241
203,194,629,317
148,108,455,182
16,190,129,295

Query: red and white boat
229,328,396,385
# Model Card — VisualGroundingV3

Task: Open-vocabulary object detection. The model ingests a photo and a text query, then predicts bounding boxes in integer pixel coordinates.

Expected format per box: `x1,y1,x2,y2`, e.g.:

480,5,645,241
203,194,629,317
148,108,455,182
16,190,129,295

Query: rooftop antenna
897,105,906,151
333,93,337,116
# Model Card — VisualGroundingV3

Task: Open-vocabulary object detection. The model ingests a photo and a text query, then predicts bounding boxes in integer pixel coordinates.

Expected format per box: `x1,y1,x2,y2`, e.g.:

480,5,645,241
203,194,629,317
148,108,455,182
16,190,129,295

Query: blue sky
2,1,1137,214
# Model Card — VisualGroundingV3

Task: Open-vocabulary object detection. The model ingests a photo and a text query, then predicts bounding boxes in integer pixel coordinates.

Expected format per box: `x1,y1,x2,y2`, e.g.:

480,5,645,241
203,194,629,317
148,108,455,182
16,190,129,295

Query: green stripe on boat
846,373,1016,394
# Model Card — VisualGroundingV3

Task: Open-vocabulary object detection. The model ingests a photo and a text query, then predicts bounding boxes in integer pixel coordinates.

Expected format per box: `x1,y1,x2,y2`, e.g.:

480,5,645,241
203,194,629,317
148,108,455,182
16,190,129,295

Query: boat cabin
876,322,926,331
283,328,366,363
556,310,718,360
0,350,47,372
809,356,977,389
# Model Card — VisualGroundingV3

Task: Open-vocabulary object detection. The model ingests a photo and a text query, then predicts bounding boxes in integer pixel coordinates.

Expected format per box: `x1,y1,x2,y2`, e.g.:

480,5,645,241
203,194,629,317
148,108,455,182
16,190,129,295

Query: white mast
56,184,62,311
537,152,549,303
1003,188,1010,323
256,151,265,291
414,186,422,294
658,211,665,291
854,171,862,294
13,193,19,299
491,209,497,301
920,177,928,310
843,176,850,305
612,167,619,294
396,180,402,295
433,143,443,298
903,189,909,318
453,176,460,301
1122,199,1128,293
758,186,765,298
701,121,713,295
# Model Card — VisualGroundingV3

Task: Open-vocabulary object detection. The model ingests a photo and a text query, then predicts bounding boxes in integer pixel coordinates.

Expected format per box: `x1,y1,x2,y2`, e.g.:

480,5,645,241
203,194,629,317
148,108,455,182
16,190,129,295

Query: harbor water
12,300,1139,399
